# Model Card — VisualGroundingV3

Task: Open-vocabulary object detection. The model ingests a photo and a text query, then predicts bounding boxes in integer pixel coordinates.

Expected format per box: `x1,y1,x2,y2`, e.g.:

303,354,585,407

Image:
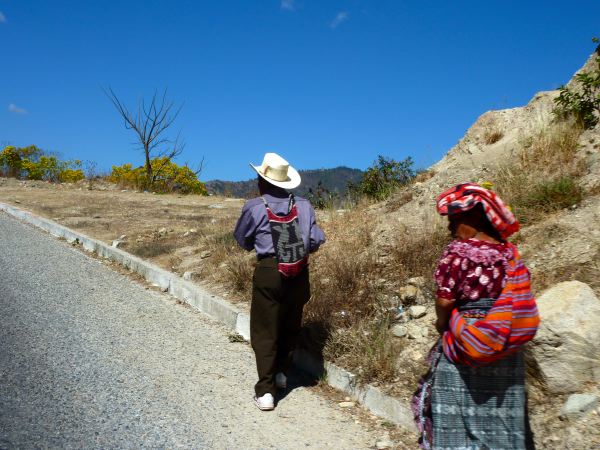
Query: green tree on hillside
553,38,600,129
351,155,415,201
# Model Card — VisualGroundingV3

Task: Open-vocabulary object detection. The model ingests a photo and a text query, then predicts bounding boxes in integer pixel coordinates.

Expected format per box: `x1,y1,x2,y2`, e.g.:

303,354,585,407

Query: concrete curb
0,201,416,430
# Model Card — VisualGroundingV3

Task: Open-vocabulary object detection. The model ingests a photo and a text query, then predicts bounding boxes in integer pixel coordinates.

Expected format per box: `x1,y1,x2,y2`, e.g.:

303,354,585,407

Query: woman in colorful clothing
413,183,538,450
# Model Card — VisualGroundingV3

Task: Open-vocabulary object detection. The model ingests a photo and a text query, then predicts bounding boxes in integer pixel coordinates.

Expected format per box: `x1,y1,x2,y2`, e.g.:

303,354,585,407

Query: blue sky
1,1,598,181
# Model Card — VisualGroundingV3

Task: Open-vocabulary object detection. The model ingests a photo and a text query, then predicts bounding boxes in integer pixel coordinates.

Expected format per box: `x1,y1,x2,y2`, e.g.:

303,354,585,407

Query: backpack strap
261,194,295,215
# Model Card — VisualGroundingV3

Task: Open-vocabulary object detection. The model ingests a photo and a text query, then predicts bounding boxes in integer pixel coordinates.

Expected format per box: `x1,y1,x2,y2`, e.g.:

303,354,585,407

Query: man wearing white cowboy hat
234,152,326,411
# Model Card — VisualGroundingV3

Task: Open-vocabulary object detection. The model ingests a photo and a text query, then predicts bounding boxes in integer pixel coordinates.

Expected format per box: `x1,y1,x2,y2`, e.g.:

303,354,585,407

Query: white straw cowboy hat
250,152,301,189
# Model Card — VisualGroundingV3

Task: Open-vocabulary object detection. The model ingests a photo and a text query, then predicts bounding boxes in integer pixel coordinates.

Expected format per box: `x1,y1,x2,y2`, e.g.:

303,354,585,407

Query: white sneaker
275,372,287,389
254,393,275,411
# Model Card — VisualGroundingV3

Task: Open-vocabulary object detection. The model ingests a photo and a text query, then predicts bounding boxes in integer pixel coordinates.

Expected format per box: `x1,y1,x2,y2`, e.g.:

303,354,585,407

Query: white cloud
281,0,295,11
330,11,348,29
0,11,6,23
8,103,28,115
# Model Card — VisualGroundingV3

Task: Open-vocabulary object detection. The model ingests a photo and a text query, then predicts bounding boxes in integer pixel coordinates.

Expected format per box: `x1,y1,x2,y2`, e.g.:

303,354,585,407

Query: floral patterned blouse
435,239,514,304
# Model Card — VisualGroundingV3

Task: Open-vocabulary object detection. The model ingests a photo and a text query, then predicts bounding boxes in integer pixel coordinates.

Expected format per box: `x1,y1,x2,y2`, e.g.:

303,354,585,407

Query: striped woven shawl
442,244,540,365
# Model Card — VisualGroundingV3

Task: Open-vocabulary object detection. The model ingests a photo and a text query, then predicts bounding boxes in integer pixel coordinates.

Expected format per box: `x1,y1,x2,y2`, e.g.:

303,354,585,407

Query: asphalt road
0,212,376,449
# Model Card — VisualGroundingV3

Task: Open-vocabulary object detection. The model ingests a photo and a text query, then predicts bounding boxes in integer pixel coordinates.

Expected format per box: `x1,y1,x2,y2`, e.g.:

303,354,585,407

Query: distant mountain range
206,166,363,199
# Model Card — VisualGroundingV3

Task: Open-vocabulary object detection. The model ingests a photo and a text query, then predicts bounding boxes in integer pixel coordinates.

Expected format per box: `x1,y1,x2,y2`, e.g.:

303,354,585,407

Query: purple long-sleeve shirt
233,188,326,257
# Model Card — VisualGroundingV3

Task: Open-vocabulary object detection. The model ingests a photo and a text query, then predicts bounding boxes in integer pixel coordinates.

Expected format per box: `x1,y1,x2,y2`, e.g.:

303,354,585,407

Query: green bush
109,157,208,195
553,39,600,129
516,176,583,218
351,155,415,201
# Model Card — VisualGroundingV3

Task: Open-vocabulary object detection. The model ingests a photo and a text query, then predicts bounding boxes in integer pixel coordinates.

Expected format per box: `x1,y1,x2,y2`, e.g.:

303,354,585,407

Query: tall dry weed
306,209,377,328
323,317,402,383
302,206,451,383
386,223,450,296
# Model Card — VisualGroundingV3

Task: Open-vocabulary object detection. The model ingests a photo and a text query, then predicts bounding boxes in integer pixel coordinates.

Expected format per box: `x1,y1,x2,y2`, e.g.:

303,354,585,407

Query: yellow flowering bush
59,168,85,183
1,145,84,182
0,146,22,177
109,157,207,195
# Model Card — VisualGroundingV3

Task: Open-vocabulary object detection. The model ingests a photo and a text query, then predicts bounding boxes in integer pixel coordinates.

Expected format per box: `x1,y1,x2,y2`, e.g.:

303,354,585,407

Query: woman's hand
435,318,447,335
435,297,455,335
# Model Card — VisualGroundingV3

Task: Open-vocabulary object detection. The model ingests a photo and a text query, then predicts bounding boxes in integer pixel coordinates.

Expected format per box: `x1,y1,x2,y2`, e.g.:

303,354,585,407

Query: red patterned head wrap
436,183,519,239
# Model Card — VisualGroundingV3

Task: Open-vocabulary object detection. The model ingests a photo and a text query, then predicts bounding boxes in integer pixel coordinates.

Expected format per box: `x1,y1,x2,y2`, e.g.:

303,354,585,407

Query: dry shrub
131,240,178,258
414,169,435,183
483,128,504,145
223,252,254,296
323,317,402,383
302,208,396,381
386,223,451,296
492,120,585,224
303,207,450,384
191,216,255,298
305,208,377,328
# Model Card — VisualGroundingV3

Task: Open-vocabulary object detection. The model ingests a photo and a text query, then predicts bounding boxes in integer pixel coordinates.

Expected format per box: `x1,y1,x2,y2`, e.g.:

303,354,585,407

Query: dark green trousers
251,257,310,397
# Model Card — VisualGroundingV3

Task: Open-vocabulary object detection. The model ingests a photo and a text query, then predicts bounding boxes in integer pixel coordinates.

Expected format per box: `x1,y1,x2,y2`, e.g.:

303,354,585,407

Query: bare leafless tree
104,87,184,186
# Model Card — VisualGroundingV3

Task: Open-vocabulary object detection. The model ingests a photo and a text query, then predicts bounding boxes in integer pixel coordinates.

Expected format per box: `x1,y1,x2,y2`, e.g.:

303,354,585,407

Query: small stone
560,394,599,420
93,215,101,219
183,232,190,237
209,204,225,209
338,401,355,408
112,240,123,248
407,276,426,288
407,324,424,340
398,285,419,302
118,234,127,240
344,396,351,401
158,227,167,235
376,439,394,449
189,228,198,234
411,351,423,360
391,324,408,338
409,305,427,319
183,271,196,281
14,200,21,204
200,250,212,259
121,189,128,192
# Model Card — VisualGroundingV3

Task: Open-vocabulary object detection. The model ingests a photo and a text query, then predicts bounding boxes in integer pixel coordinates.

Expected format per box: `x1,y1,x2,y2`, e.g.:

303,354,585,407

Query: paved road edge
0,202,416,431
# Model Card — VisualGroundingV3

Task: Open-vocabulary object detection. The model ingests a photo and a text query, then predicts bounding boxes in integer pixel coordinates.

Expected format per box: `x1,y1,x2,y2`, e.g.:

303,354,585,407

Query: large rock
530,281,600,393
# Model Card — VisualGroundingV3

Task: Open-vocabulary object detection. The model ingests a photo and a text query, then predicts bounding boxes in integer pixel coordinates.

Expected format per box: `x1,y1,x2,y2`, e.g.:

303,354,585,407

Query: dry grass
301,207,450,384
385,223,450,297
323,317,403,383
483,128,504,145
492,120,585,224
306,209,377,328
131,240,179,258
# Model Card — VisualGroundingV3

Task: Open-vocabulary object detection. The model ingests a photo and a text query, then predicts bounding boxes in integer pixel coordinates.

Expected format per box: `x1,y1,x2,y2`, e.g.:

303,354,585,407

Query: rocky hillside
366,52,600,447
372,52,600,295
